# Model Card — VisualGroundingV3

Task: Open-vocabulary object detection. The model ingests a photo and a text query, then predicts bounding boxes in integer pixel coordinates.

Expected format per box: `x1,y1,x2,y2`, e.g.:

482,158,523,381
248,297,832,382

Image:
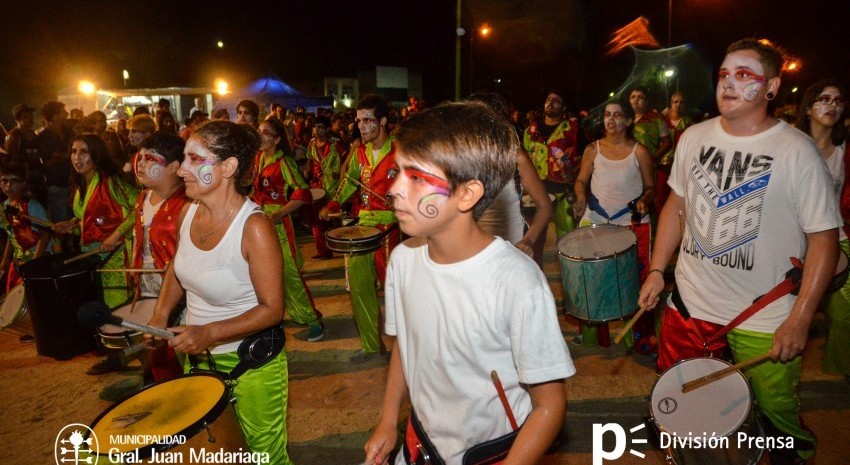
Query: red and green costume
73,172,139,309
523,119,580,237
307,137,346,258
1,199,50,291
252,149,322,328
131,187,188,383
326,137,400,354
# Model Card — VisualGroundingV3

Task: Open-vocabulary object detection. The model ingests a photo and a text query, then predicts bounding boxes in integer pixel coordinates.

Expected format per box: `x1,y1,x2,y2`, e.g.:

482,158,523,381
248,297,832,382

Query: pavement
0,224,848,465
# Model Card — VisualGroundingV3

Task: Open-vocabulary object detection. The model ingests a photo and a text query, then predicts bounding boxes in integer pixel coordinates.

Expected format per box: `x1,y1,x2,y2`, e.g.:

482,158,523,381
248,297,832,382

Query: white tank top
478,178,523,243
582,141,647,226
174,198,262,353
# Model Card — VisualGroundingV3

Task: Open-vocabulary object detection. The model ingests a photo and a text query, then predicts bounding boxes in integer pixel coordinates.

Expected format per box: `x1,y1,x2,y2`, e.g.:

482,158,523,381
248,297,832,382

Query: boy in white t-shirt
364,101,575,465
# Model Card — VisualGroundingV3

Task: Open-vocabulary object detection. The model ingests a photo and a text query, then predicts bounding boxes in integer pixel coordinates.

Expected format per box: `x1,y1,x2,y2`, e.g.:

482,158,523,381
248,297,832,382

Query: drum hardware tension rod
345,175,390,205
681,353,772,393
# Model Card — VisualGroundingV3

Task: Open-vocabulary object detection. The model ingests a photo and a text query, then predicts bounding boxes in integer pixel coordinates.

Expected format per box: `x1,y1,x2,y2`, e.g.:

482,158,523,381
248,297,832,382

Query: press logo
55,423,98,465
592,422,647,464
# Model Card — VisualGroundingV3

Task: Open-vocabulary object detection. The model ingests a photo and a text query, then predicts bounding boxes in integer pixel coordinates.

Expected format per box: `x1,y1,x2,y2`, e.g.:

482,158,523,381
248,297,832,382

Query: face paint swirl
719,68,767,102
139,151,167,180
182,154,217,186
408,167,451,219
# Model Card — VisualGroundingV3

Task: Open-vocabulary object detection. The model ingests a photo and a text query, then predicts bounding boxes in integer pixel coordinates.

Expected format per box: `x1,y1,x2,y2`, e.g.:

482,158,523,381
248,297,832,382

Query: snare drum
650,358,765,465
97,299,157,349
86,373,247,462
300,188,328,227
0,284,32,336
557,224,639,322
326,226,383,254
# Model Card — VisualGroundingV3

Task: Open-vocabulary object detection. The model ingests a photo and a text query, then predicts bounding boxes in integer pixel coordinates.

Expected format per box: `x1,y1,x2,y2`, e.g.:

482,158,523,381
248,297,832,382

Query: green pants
823,240,850,375
349,251,382,353
84,243,132,309
553,193,576,238
274,218,320,327
189,350,293,465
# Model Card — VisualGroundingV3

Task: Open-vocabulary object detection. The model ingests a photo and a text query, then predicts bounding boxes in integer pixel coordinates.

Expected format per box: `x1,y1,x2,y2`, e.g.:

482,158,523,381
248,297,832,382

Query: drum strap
673,258,804,348
588,194,644,223
230,325,286,380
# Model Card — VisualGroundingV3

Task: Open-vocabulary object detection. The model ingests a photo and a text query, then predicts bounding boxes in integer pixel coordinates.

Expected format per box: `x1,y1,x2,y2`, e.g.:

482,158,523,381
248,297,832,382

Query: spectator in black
37,101,73,230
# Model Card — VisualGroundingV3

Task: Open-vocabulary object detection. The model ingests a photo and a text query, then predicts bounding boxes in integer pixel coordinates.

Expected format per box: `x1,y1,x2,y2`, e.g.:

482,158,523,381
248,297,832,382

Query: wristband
648,268,664,278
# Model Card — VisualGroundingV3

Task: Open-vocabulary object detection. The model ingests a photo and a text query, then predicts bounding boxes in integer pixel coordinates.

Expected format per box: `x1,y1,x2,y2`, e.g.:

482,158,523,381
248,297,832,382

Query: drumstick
326,212,344,218
96,268,165,273
614,305,648,345
4,205,56,229
491,370,519,431
681,353,772,393
63,249,102,265
128,288,141,314
345,175,389,204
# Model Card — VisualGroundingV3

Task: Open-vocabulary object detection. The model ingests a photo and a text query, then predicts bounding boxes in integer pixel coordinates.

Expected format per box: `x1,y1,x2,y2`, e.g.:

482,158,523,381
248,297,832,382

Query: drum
0,284,32,336
19,253,100,360
557,224,639,322
326,226,383,254
86,373,247,463
300,188,328,227
98,299,157,350
650,358,765,465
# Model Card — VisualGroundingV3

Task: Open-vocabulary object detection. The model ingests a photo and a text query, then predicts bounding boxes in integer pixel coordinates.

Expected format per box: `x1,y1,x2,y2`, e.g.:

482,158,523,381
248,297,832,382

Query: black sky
1,0,848,126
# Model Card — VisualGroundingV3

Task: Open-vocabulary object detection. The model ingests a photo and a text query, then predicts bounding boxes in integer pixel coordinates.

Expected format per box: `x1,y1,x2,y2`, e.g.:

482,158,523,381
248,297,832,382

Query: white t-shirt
385,238,575,465
139,191,165,298
822,143,847,242
669,118,841,332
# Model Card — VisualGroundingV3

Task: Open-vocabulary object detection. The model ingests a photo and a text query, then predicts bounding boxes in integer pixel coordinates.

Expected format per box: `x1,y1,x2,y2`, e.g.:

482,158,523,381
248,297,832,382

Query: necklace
199,205,236,244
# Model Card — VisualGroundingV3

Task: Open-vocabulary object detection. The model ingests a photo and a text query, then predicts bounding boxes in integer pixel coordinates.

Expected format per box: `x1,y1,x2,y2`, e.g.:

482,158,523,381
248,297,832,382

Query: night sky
1,0,848,127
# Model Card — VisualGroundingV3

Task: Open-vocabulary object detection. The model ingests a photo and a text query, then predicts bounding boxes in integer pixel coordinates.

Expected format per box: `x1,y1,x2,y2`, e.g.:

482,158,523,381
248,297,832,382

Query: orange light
479,24,491,37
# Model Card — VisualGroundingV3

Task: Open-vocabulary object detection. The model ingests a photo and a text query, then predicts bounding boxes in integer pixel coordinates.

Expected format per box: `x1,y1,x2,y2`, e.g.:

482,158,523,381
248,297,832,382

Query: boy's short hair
356,94,390,121
128,114,156,134
394,101,517,219
0,160,29,181
139,131,186,164
726,38,785,79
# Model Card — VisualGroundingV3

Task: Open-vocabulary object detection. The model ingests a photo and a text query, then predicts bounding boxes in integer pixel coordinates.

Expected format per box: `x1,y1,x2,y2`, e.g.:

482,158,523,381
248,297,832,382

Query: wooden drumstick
491,370,519,431
326,212,344,218
63,249,102,265
614,305,648,345
346,175,389,204
128,288,141,314
4,205,56,229
681,353,772,393
96,268,165,273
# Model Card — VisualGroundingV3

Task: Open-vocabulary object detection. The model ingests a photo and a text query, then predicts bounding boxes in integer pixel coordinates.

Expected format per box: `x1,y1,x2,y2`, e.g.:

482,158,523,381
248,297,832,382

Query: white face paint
716,50,771,117
603,103,629,134
180,138,219,196
810,86,845,125
136,148,168,184
356,109,381,144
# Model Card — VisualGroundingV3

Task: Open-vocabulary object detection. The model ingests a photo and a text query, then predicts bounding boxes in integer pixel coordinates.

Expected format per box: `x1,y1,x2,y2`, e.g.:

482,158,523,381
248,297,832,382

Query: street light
217,40,224,48
78,80,95,95
122,69,129,86
215,79,229,96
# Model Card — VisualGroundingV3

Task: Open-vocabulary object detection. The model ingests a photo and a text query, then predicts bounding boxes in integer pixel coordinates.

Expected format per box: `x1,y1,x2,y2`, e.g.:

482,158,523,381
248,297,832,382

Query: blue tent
214,73,334,116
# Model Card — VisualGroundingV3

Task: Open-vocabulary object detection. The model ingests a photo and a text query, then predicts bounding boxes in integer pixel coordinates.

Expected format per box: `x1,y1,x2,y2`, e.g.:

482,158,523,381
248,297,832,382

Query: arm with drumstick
637,193,686,318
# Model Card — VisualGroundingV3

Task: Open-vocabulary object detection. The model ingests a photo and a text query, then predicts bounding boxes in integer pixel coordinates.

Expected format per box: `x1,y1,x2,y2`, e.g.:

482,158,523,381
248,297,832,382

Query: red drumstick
491,370,519,431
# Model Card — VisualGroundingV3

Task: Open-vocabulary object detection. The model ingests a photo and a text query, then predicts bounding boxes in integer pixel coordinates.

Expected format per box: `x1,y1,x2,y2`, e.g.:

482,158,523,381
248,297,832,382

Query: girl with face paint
148,120,295,465
795,79,850,378
571,101,657,349
53,133,140,309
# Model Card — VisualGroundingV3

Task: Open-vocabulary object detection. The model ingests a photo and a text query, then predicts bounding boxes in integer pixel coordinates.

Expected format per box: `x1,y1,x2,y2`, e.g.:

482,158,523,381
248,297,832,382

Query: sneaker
307,324,326,342
350,350,381,363
86,356,124,375
18,334,35,344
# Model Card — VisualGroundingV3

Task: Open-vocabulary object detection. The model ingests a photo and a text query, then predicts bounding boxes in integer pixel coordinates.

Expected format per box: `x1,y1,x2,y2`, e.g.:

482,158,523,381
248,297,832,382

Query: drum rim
557,224,637,261
86,372,231,458
648,357,753,437
19,253,100,280
325,226,382,243
98,299,158,335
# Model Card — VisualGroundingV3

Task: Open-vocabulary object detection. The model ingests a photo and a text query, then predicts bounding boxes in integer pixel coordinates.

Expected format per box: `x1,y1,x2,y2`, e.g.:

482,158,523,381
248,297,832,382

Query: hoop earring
765,92,775,101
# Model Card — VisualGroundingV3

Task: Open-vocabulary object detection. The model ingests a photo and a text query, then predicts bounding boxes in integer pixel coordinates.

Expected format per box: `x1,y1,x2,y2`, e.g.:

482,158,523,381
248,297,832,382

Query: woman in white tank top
570,101,656,350
148,120,294,465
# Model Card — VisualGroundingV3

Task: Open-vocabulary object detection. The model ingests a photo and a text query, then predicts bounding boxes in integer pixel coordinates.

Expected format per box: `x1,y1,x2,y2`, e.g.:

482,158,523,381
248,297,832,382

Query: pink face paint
405,167,451,219
742,82,763,102
138,151,167,180
181,154,217,186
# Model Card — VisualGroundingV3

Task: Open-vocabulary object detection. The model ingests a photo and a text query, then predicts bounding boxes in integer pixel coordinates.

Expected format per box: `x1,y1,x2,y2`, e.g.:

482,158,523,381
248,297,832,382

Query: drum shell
0,285,33,336
325,226,383,254
86,373,247,463
19,253,100,360
557,226,639,322
300,188,328,227
649,358,765,465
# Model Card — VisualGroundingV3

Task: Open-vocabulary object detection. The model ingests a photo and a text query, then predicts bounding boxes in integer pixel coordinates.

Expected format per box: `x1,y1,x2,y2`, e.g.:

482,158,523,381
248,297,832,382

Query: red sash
81,179,126,245
131,187,188,270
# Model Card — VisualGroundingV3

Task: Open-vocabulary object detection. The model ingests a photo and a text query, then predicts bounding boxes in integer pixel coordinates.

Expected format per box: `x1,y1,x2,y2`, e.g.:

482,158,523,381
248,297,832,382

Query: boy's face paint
716,50,771,115
356,109,381,143
137,149,168,182
389,152,454,235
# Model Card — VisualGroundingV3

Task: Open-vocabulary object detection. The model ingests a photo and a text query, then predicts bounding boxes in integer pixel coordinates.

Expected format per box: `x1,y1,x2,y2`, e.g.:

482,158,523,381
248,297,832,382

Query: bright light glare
791,87,798,93
217,40,224,48
78,80,96,95
609,92,615,98
122,69,130,80
480,24,491,37
664,69,675,77
215,79,229,95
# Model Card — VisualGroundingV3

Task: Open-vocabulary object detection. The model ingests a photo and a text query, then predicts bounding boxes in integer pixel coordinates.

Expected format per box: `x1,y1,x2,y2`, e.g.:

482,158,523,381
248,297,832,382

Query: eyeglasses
814,95,846,107
0,178,22,185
